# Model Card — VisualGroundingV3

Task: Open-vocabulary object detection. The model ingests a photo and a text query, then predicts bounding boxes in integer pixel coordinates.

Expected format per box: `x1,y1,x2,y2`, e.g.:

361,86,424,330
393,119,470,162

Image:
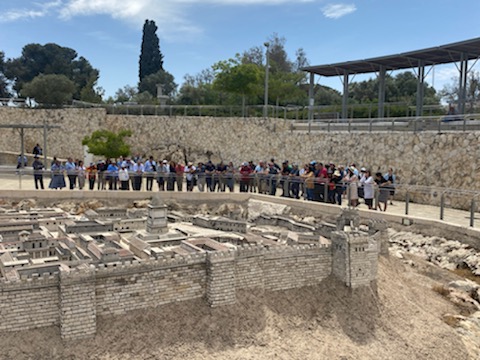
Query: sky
1,0,480,99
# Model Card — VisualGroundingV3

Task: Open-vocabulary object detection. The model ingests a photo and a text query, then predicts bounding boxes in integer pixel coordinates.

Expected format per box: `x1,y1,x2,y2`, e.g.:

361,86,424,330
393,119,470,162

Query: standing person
167,161,176,191
384,168,396,205
289,164,300,199
97,160,107,190
301,165,315,201
254,161,267,194
106,160,118,190
248,160,256,193
239,162,252,193
32,143,42,156
175,162,185,192
132,159,144,191
196,161,206,192
156,160,168,191
118,165,130,190
49,160,66,190
144,156,156,191
345,167,359,207
32,155,45,190
215,161,227,192
360,169,375,210
17,154,27,169
376,172,390,212
331,169,343,205
86,162,97,190
65,157,77,190
267,162,279,196
280,161,291,197
184,162,196,191
225,161,236,192
77,160,86,190
205,160,215,192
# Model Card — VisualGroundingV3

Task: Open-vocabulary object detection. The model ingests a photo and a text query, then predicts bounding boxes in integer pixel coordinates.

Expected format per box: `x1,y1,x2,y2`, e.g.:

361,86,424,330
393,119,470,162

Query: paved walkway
1,167,479,230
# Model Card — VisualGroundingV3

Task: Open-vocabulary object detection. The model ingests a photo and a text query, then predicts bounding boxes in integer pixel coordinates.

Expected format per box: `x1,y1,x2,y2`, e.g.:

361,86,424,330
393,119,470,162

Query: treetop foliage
3,43,100,102
82,129,133,159
139,20,164,82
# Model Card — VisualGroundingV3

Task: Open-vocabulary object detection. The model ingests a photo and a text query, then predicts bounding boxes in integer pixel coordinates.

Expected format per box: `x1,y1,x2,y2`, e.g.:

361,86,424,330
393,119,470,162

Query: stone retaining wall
0,108,479,192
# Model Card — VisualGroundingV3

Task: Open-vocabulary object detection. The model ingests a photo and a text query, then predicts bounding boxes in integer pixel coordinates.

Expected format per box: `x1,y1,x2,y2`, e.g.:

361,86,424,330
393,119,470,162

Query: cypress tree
139,20,164,82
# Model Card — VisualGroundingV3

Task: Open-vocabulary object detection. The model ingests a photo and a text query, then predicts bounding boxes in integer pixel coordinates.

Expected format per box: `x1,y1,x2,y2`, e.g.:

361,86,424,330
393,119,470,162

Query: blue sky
1,0,480,99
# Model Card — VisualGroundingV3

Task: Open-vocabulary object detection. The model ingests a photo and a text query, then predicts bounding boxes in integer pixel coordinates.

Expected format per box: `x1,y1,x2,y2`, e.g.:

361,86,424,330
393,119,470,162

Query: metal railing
293,113,480,133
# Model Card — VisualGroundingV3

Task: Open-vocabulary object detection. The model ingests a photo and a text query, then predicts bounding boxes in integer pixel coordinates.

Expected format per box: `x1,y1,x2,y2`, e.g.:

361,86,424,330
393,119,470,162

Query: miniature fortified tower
146,195,168,234
331,208,378,288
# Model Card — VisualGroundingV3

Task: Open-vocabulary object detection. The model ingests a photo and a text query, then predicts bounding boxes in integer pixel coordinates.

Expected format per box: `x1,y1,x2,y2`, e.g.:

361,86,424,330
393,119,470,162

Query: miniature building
146,195,168,234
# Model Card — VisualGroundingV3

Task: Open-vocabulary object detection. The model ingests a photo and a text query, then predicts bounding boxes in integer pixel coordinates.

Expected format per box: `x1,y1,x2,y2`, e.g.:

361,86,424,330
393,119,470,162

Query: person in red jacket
239,162,252,192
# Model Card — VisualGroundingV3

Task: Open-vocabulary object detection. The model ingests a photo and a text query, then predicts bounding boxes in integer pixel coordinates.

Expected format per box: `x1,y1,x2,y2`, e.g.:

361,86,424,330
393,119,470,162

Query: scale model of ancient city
0,195,387,339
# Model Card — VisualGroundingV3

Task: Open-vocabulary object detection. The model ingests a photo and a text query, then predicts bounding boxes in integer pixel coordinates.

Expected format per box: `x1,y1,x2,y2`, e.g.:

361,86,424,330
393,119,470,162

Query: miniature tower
146,194,168,234
331,231,374,288
331,209,378,288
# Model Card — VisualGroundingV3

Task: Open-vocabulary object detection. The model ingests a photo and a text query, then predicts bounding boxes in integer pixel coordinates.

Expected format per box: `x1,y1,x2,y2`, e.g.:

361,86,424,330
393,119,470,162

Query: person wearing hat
32,155,45,190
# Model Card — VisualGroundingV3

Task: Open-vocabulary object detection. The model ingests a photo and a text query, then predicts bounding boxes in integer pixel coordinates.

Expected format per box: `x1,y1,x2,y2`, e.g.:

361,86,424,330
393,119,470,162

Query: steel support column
416,60,425,117
308,72,315,125
377,66,386,118
341,70,349,120
458,52,468,114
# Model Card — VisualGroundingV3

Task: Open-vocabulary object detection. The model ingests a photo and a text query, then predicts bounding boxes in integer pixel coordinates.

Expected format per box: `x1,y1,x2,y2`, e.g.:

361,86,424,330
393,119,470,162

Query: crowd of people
27,153,397,211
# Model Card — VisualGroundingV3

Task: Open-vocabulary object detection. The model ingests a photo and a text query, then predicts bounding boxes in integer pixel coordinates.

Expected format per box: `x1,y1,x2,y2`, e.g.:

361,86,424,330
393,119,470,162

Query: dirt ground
0,255,472,360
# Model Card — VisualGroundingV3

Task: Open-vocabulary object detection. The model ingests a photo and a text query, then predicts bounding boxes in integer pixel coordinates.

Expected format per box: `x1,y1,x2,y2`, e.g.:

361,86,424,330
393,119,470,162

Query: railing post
438,118,442,133
440,193,445,220
369,119,372,132
347,183,351,208
405,191,410,215
324,181,328,203
470,198,476,227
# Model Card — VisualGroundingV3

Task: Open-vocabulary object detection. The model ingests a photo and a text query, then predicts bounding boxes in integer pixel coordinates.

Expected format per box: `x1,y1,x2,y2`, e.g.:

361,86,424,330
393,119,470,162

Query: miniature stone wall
0,245,338,339
0,275,60,332
207,252,236,307
1,108,479,196
95,256,207,316
60,266,96,339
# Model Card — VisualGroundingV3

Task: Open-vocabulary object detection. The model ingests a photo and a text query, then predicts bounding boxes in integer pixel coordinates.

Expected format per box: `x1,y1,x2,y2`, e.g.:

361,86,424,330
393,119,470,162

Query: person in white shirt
184,162,196,191
360,169,375,209
132,160,144,191
118,165,130,190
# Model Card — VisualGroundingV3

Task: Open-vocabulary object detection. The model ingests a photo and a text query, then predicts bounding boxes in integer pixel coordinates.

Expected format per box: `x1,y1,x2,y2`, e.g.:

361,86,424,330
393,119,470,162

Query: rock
16,199,36,210
448,280,480,294
302,216,316,225
133,200,150,208
247,199,290,221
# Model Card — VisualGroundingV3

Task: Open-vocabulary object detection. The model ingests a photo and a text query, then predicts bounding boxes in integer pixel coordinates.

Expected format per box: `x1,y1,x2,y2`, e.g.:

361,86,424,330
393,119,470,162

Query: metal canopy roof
302,37,480,77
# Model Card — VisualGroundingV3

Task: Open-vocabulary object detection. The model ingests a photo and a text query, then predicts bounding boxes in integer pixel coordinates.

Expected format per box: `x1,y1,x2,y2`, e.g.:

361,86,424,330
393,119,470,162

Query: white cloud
0,10,44,22
322,3,356,19
3,0,315,39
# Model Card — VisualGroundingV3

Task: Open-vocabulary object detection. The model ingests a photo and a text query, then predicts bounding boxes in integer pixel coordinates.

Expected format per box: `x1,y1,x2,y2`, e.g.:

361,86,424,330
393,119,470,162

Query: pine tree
139,20,163,82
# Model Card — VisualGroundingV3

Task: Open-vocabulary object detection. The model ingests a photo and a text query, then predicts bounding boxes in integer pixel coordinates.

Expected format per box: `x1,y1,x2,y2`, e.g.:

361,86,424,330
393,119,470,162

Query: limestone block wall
206,252,236,307
255,245,332,291
235,247,265,289
60,267,96,339
0,276,59,332
95,256,207,316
